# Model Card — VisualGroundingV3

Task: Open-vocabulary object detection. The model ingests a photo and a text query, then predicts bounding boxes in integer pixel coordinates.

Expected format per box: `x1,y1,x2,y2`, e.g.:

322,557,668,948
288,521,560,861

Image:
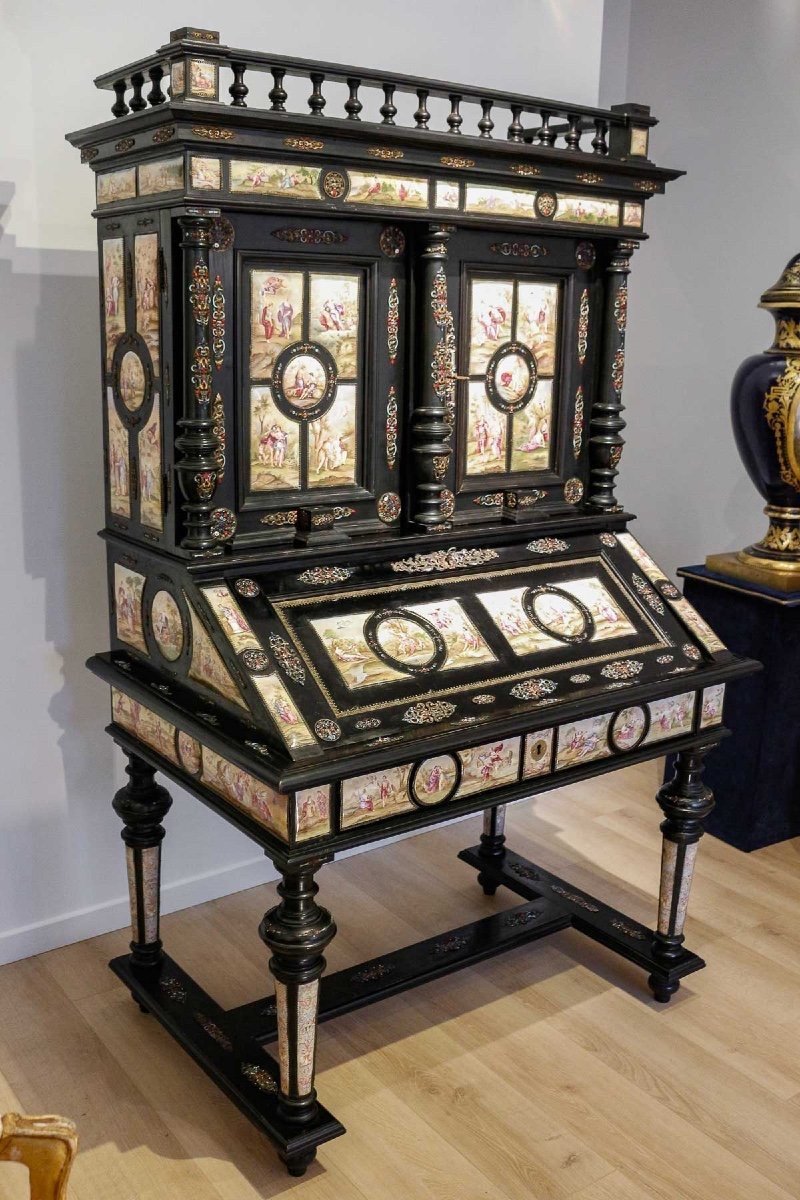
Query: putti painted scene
249,267,362,494
465,274,559,478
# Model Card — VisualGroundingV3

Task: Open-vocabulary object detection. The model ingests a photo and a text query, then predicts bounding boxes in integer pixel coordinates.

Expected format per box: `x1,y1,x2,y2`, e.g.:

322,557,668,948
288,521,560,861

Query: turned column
259,859,335,1172
113,752,172,968
587,239,637,512
649,746,715,1002
175,212,221,554
477,805,506,896
411,223,456,530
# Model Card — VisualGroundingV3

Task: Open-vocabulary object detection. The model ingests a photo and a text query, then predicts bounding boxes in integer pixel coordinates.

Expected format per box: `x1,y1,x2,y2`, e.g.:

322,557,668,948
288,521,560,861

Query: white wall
0,1,606,964
600,0,800,577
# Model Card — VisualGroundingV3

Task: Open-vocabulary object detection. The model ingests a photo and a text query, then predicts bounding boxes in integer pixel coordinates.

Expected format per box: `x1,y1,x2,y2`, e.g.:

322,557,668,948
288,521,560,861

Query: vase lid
760,254,800,309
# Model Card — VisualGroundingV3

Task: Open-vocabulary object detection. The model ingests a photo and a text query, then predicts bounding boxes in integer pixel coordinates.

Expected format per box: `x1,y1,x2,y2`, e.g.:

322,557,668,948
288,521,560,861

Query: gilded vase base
705,549,800,592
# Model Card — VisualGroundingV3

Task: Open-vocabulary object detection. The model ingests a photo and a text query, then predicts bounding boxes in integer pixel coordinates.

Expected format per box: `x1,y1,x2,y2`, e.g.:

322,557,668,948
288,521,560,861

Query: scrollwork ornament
763,360,800,489
193,470,216,500
391,546,499,574
209,506,236,540
430,265,456,425
387,277,400,365
211,275,225,368
577,288,590,364
377,492,401,523
189,262,211,326
614,281,628,333
611,346,626,395
296,566,355,585
386,386,398,469
380,226,406,258
268,633,306,683
314,719,341,742
573,386,584,457
211,392,226,482
432,454,448,481
564,477,584,504
191,343,212,407
402,700,456,725
321,169,348,199
440,488,455,518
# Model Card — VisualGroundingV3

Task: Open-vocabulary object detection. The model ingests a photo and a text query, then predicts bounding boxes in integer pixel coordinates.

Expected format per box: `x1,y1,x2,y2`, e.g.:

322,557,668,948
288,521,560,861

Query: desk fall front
66,27,758,1175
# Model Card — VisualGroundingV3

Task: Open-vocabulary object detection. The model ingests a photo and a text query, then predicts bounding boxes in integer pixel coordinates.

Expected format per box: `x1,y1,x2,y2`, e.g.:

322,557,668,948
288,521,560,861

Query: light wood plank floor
3,759,800,1199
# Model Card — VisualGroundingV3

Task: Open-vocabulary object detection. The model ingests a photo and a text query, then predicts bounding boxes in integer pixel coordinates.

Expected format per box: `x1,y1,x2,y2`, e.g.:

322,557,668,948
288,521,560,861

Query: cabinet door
444,228,599,523
225,213,407,543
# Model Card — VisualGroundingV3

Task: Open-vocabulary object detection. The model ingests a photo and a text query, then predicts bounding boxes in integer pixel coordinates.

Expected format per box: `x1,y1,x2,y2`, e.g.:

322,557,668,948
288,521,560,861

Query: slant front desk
67,28,758,1175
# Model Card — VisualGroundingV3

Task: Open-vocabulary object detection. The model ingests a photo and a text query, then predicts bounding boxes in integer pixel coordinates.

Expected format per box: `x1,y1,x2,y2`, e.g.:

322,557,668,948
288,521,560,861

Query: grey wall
0,1,605,963
599,0,799,577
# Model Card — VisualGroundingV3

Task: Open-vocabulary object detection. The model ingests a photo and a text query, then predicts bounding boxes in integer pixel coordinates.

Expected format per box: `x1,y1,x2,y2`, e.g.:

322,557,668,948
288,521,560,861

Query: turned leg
259,859,335,1177
477,805,506,895
649,747,715,1002
112,751,172,971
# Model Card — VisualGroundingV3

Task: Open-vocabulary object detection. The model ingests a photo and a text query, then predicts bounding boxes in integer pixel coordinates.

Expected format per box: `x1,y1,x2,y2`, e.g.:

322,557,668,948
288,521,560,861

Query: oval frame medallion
485,340,538,414
150,588,185,662
521,584,596,645
272,340,338,422
608,704,650,753
409,752,461,807
363,606,447,676
175,729,203,776
111,332,154,429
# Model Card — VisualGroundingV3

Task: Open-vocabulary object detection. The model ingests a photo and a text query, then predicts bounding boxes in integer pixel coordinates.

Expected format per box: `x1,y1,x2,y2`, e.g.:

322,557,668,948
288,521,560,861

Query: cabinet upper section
66,26,682,231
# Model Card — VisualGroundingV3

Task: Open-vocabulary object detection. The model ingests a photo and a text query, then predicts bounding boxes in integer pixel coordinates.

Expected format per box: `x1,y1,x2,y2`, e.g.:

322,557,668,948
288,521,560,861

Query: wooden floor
2,759,800,1199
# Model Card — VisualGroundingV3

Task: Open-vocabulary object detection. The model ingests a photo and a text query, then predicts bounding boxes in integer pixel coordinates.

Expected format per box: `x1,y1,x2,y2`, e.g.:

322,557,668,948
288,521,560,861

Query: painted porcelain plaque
522,729,554,778
556,714,611,771
134,233,160,374
609,705,648,752
411,754,459,805
457,738,520,796
187,602,247,709
644,692,695,744
114,564,146,653
119,350,146,412
295,786,331,840
341,765,414,828
138,397,162,530
176,730,202,776
107,390,130,517
202,748,289,840
102,239,126,370
478,576,634,656
231,161,321,199
151,590,183,661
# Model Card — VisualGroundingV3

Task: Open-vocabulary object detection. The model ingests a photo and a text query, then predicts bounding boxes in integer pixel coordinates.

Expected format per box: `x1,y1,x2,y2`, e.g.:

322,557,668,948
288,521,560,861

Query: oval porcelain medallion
119,349,147,412
522,585,595,645
272,341,338,421
151,590,184,661
609,705,648,753
363,607,447,676
176,730,202,776
410,753,460,806
485,341,538,413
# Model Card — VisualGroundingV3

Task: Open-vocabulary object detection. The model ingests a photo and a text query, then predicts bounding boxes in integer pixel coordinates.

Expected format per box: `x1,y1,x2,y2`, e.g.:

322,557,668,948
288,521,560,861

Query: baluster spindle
507,104,524,143
566,113,582,151
536,109,556,146
380,83,397,125
308,72,326,117
478,98,494,138
414,88,430,129
229,61,249,107
344,77,362,120
592,118,609,155
147,66,166,106
447,93,463,134
269,67,287,112
112,79,129,118
129,72,146,112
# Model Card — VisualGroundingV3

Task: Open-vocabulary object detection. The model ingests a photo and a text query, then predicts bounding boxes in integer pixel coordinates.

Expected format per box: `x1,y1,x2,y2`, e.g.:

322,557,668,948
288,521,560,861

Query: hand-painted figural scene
478,576,635,655
466,275,559,477
249,268,361,494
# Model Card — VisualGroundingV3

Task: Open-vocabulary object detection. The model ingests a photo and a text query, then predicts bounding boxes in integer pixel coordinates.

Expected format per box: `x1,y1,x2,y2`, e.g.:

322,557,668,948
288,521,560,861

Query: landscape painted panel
309,597,495,690
434,180,460,209
249,387,301,492
522,729,554,778
556,714,611,771
669,597,726,654
202,748,289,840
187,601,247,709
308,386,357,489
510,379,553,472
188,59,217,100
252,674,316,749
230,161,321,200
111,689,178,764
555,196,619,227
308,273,360,376
478,576,636,656
644,692,695,744
466,382,507,475
295,786,331,840
464,185,536,219
201,584,261,653
114,564,146,653
134,233,160,374
107,390,130,518
138,157,184,196
102,238,126,371
190,156,221,190
457,738,520,797
700,684,725,728
468,279,514,373
516,281,559,376
341,764,414,828
137,395,163,530
346,172,428,209
250,269,304,378
96,168,136,206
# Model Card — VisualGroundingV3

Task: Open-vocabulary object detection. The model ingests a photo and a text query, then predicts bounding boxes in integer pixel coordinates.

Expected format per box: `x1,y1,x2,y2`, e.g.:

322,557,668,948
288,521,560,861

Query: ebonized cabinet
67,27,758,1175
